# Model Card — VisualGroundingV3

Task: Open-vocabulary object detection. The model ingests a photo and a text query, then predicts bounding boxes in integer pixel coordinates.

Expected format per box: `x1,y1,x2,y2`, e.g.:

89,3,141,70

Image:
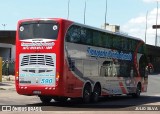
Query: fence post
6,60,9,76
0,57,2,82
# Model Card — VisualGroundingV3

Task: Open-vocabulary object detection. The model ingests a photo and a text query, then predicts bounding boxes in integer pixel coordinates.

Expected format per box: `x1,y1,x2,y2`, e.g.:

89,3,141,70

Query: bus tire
132,83,141,98
39,96,52,103
91,84,101,103
83,83,92,103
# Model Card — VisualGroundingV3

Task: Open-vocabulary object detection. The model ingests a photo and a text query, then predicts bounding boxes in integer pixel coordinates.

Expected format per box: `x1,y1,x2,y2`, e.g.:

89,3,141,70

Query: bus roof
18,18,144,43
72,21,144,42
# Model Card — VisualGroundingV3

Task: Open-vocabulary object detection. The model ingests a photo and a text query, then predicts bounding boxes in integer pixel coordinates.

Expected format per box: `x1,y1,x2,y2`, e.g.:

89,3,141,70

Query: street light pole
2,24,7,30
67,0,70,19
105,0,108,29
155,1,159,46
145,11,148,44
84,0,86,24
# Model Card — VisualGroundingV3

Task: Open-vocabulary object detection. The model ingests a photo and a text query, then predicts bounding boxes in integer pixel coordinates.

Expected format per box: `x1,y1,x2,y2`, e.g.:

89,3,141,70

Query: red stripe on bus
119,82,127,94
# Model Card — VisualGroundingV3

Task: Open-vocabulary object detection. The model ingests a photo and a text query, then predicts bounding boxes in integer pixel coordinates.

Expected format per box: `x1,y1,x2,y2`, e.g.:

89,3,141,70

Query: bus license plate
33,91,41,95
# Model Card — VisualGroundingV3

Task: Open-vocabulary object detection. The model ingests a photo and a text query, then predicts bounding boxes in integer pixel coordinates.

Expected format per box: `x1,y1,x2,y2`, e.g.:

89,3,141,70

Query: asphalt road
0,74,160,111
144,74,160,96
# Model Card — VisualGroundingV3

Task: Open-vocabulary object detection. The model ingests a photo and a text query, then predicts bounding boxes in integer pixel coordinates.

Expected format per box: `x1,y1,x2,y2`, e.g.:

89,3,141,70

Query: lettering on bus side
87,47,132,61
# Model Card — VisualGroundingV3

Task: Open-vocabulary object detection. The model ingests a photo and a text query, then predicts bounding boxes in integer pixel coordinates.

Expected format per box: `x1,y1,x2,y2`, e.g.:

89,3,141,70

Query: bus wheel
83,84,92,103
132,84,141,98
53,97,68,102
91,84,101,103
39,96,52,103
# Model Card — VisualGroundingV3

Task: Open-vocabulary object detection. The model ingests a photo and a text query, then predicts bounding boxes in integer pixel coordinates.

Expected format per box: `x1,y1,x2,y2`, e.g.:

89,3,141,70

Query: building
101,23,120,32
0,31,16,60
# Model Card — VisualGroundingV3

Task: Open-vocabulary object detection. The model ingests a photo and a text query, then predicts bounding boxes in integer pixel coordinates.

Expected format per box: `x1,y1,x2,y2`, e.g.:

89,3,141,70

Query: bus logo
87,47,132,61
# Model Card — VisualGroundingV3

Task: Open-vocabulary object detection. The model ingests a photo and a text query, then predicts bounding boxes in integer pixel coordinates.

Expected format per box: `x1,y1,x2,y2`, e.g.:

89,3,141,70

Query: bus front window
19,21,59,40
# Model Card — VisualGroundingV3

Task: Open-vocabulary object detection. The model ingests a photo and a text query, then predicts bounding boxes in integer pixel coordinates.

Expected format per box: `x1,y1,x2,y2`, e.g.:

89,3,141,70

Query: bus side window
81,27,87,44
103,33,112,48
109,35,113,48
113,36,118,49
122,38,126,50
128,39,132,51
65,28,71,42
93,31,101,46
100,61,111,77
113,36,122,49
70,26,81,43
66,25,81,43
66,32,71,42
138,44,145,54
115,36,123,50
131,40,137,51
81,28,93,45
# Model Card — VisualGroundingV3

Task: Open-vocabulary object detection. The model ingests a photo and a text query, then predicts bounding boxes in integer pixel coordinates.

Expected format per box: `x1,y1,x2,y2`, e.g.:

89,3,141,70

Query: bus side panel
61,20,148,98
15,20,23,93
63,59,84,98
61,20,84,98
134,41,148,92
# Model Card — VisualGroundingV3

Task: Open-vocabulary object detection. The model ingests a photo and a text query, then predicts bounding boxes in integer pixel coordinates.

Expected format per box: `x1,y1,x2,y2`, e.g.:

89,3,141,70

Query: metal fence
2,59,15,75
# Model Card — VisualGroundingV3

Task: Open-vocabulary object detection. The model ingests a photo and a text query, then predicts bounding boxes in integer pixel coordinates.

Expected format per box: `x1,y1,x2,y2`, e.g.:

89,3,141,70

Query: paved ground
0,75,15,91
0,74,160,114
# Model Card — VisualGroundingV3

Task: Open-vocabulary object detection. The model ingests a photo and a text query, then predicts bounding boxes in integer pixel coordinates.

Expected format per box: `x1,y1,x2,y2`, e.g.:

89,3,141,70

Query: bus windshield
19,21,59,40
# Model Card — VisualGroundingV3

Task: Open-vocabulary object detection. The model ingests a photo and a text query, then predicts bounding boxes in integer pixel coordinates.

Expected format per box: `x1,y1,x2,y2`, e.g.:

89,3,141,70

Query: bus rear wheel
83,84,92,103
132,84,141,98
91,84,101,103
39,96,52,103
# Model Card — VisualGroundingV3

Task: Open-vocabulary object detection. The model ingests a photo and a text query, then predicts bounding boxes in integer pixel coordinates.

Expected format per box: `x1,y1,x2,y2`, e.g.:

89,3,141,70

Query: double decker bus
15,18,148,103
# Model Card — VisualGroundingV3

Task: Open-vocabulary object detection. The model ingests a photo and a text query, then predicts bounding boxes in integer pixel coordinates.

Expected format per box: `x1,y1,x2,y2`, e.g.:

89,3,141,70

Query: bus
15,18,148,103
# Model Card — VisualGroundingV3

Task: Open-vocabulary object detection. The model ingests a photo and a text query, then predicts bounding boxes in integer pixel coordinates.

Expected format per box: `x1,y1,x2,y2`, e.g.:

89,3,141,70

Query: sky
0,0,160,46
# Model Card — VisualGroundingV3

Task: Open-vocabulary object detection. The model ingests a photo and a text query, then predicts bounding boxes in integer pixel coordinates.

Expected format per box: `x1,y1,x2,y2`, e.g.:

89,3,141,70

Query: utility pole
145,11,148,44
2,24,7,30
153,1,160,47
84,0,86,24
155,1,159,46
67,0,70,19
105,0,108,29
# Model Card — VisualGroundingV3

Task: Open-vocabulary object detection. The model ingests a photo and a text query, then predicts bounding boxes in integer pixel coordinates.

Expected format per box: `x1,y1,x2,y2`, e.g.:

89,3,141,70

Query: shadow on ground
26,95,160,111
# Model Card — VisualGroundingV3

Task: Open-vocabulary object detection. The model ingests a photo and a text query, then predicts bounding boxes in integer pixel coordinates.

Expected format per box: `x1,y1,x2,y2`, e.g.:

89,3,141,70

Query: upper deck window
19,21,59,40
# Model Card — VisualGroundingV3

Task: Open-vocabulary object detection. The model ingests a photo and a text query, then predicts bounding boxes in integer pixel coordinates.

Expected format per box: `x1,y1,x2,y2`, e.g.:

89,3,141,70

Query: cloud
129,16,146,24
143,0,160,3
121,8,160,46
143,0,154,3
